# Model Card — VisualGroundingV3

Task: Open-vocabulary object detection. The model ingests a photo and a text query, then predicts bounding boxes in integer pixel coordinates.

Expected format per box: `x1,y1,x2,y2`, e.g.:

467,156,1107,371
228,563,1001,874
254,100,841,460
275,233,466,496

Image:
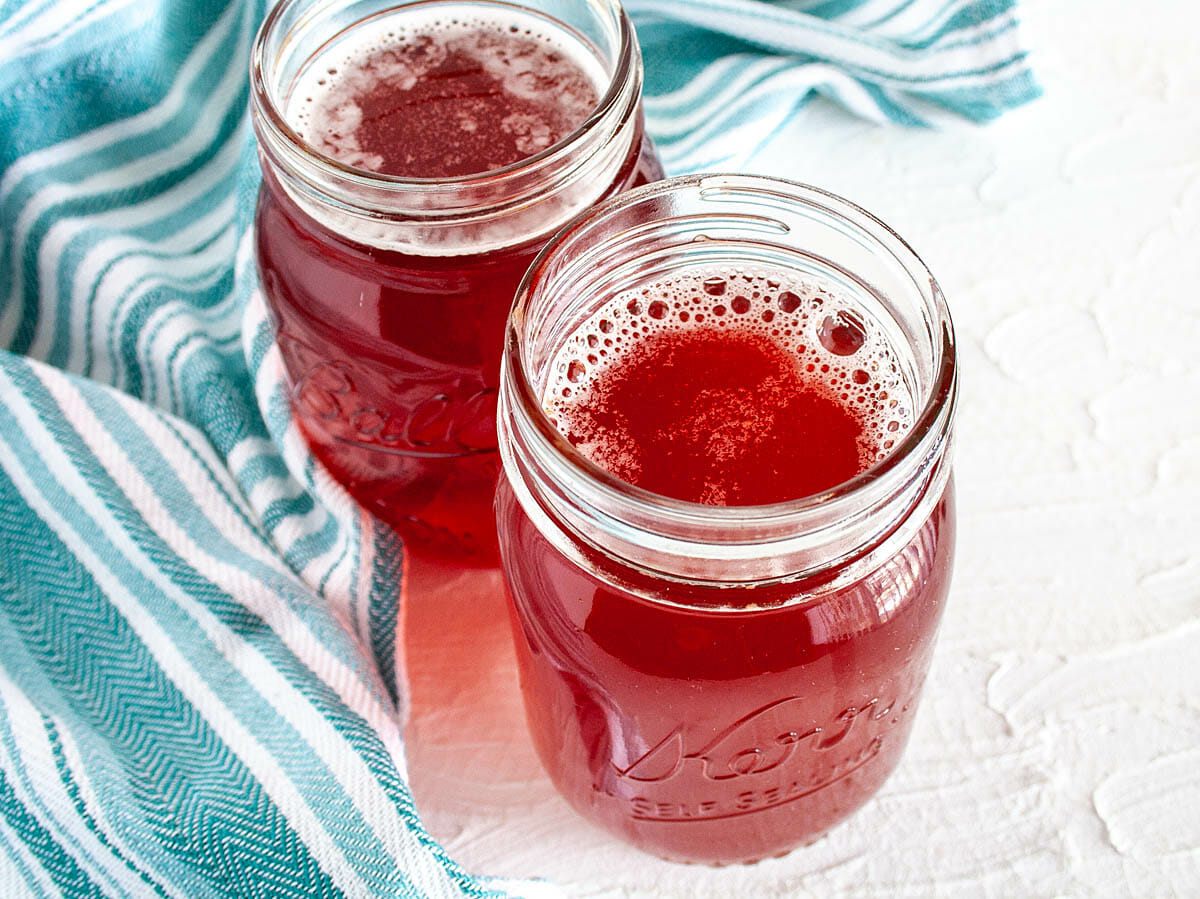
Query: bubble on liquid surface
819,310,867,356
284,4,605,177
778,291,801,313
542,266,915,477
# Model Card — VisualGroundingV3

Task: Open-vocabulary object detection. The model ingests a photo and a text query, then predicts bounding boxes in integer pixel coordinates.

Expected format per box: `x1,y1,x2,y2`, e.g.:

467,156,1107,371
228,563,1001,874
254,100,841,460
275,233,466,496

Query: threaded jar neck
250,0,643,254
499,174,957,590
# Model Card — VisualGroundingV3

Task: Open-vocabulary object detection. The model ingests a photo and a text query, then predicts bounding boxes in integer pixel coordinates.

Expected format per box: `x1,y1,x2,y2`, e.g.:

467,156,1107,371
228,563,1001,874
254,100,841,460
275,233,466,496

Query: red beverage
496,178,958,863
251,1,662,561
495,476,954,864
545,271,907,505
289,21,600,178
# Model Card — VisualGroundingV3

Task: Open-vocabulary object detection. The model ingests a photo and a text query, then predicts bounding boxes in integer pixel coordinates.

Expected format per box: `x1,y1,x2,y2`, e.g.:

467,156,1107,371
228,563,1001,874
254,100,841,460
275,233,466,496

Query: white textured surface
404,1,1200,894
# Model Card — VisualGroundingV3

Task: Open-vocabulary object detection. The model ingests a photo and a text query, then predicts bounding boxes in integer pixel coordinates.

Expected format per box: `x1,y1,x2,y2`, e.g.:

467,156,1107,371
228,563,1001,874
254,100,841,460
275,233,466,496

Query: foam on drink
544,267,916,506
286,5,605,178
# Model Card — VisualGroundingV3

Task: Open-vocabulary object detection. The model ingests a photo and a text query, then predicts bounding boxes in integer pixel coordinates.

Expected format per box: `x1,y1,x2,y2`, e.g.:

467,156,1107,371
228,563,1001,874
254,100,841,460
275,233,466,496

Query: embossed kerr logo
612,695,909,822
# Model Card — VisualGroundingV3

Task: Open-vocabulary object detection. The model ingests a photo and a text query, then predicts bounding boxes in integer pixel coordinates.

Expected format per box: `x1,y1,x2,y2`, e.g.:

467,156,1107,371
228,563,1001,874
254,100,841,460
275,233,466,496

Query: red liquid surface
294,24,599,177
499,277,953,862
556,326,872,505
257,18,662,561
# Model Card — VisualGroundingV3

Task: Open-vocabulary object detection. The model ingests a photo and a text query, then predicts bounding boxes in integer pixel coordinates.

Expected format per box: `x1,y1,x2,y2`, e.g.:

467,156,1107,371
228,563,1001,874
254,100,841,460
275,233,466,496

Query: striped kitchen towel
0,1,1036,896
632,0,1041,170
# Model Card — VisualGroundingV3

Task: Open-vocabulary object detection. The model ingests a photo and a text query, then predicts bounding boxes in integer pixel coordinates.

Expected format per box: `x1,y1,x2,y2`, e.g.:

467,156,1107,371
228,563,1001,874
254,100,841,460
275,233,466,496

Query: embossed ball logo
291,356,497,455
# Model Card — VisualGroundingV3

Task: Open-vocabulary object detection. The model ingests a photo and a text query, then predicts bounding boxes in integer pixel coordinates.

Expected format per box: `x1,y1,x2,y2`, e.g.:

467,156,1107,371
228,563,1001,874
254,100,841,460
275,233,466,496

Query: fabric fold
632,0,1040,169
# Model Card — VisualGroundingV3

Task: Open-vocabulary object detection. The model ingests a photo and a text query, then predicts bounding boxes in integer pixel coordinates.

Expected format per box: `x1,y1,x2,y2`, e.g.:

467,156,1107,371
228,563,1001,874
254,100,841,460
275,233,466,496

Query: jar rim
250,0,637,196
504,174,957,531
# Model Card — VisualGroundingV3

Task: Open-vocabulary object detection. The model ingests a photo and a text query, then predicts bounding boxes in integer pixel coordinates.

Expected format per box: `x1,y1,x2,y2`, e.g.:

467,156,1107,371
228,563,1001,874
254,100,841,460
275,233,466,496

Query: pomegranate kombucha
288,20,600,178
496,177,958,863
545,270,912,505
496,478,954,864
252,1,662,560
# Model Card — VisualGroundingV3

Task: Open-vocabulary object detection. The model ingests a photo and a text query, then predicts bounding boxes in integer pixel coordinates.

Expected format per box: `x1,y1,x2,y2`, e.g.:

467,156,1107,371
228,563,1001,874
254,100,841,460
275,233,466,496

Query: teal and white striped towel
632,0,1040,169
0,1,1035,895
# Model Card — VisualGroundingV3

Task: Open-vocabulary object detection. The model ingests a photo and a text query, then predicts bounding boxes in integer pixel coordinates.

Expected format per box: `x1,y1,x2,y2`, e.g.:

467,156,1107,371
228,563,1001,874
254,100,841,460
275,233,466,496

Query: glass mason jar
250,0,663,562
496,175,958,864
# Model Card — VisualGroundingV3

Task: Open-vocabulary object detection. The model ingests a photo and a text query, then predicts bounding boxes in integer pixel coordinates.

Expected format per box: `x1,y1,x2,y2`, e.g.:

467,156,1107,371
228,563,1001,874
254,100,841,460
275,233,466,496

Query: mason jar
251,0,663,561
496,175,957,863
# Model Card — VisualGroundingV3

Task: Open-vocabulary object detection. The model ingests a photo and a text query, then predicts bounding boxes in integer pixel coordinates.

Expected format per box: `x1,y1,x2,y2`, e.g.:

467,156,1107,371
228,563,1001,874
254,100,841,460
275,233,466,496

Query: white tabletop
404,1,1200,894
